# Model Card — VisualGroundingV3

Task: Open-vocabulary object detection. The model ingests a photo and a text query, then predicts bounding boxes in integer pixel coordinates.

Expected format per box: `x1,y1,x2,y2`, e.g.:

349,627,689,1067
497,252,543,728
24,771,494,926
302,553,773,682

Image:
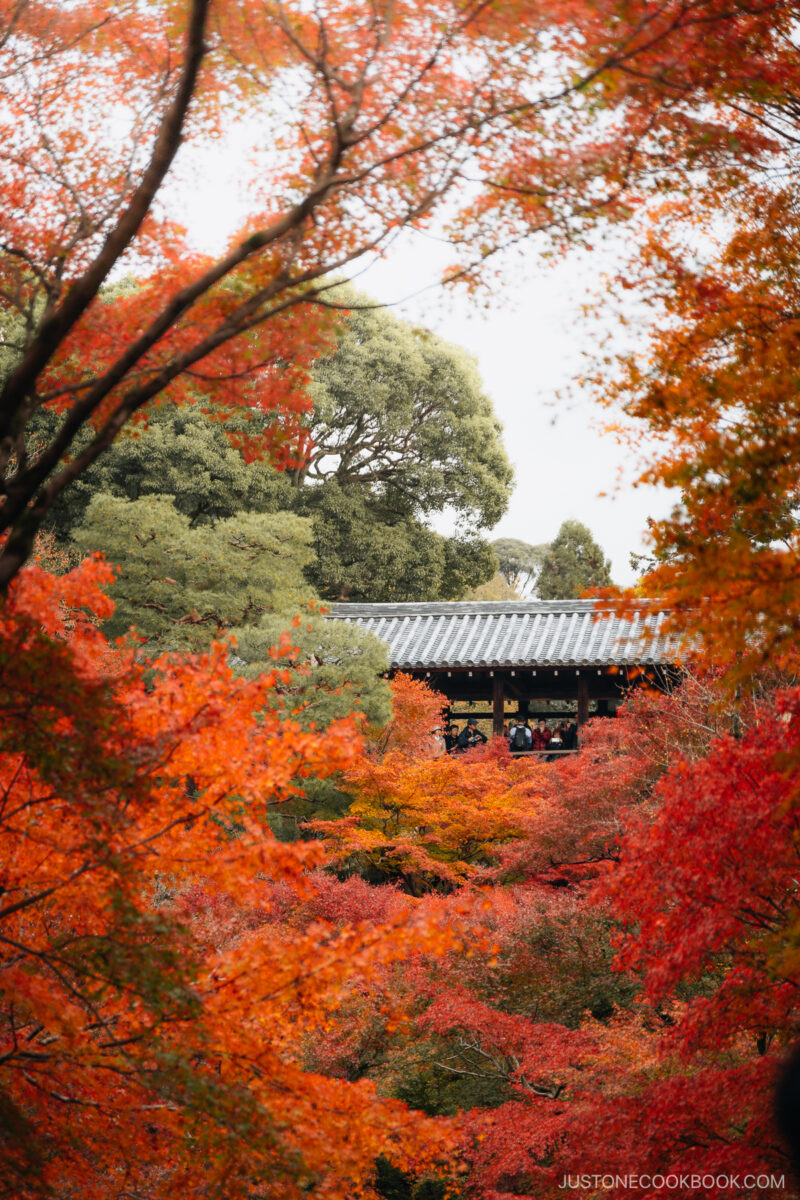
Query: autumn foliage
0,565,461,1199
20,561,800,1199
6,0,800,1195
311,675,535,890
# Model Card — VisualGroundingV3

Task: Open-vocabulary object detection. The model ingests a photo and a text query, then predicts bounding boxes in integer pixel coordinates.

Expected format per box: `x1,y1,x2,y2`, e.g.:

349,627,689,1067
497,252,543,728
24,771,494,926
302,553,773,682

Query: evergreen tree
73,496,314,650
39,405,292,539
232,609,392,731
536,520,613,599
302,483,497,602
301,295,512,528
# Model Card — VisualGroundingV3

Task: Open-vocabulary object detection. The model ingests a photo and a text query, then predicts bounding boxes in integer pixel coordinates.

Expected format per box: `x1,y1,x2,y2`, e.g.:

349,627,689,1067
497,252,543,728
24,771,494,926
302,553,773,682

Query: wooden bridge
326,599,681,735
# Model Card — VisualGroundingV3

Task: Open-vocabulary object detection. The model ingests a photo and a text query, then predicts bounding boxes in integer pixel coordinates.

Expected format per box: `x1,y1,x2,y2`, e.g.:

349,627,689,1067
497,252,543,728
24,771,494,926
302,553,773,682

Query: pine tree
536,520,612,600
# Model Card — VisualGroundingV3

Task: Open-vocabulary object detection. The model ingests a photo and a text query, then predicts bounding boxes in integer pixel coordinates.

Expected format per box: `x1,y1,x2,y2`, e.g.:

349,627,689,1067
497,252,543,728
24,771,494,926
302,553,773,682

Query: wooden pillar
577,675,589,726
492,675,505,737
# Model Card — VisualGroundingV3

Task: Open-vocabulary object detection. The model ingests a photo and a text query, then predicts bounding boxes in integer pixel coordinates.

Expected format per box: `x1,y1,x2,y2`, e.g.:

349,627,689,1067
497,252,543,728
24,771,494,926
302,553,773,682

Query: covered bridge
326,599,681,735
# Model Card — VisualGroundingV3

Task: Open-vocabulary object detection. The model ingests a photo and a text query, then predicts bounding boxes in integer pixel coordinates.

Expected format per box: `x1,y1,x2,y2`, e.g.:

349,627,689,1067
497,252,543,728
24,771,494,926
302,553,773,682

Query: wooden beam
451,709,580,720
492,675,505,737
577,675,590,726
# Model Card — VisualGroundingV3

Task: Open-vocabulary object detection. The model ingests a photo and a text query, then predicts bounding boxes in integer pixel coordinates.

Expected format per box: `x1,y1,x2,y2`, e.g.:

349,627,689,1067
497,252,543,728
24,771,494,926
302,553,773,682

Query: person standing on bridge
531,719,551,753
508,719,532,753
457,718,488,752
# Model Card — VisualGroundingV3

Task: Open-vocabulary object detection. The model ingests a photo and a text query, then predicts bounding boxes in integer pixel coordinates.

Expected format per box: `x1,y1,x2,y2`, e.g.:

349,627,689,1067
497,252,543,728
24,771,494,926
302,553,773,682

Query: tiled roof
326,600,680,669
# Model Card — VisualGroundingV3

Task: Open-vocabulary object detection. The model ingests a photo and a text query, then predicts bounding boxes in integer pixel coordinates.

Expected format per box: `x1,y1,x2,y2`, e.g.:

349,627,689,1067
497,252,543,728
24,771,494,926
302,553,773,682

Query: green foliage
41,405,292,540
73,494,392,732
373,1157,447,1200
491,537,550,597
536,519,613,599
304,295,513,530
441,535,499,601
300,484,446,602
232,607,391,730
0,302,24,389
72,495,315,651
301,483,498,601
391,1046,515,1117
289,292,510,599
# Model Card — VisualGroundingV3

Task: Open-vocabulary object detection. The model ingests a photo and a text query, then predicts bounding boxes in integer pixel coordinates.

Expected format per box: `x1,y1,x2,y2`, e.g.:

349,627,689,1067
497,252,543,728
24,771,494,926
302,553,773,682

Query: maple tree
351,687,796,1199
312,675,535,891
599,184,800,684
0,563,465,1199
0,0,550,583
559,0,800,682
492,669,755,885
302,671,799,1197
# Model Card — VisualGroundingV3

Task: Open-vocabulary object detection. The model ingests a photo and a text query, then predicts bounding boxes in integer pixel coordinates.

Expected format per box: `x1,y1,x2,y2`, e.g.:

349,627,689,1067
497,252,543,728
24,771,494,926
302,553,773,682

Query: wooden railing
510,748,578,757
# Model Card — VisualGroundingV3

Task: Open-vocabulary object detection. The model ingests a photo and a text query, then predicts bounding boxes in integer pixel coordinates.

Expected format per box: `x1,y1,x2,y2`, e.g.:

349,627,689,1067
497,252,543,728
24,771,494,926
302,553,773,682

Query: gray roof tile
326,600,680,669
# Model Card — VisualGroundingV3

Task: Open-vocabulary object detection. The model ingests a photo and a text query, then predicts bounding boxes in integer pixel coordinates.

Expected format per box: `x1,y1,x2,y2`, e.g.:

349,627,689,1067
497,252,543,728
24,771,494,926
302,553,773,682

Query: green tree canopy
300,482,497,602
536,520,613,600
73,496,315,651
301,296,513,530
40,405,293,540
232,610,392,731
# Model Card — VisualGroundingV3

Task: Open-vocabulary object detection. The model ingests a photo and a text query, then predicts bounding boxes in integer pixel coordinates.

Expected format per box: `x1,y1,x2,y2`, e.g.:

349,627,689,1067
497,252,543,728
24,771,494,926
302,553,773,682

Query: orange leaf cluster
0,566,458,1199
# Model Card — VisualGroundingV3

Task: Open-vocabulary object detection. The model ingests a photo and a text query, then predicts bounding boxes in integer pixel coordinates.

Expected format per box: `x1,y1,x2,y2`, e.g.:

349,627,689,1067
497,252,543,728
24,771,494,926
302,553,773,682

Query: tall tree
298,299,513,529
295,296,511,598
601,185,800,683
536,520,613,600
302,483,498,602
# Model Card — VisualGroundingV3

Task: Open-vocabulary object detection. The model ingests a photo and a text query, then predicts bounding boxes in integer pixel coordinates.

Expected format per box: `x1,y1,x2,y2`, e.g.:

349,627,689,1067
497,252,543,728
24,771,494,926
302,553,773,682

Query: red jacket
531,726,551,751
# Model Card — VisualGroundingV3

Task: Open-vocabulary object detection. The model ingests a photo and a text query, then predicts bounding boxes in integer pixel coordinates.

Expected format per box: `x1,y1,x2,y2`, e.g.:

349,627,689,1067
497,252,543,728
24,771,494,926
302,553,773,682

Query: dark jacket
509,723,532,751
457,725,488,751
561,722,578,750
546,733,565,761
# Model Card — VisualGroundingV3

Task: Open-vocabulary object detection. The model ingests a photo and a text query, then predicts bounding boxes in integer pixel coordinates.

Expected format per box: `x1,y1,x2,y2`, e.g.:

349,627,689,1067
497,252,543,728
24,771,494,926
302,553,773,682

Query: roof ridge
327,600,626,613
